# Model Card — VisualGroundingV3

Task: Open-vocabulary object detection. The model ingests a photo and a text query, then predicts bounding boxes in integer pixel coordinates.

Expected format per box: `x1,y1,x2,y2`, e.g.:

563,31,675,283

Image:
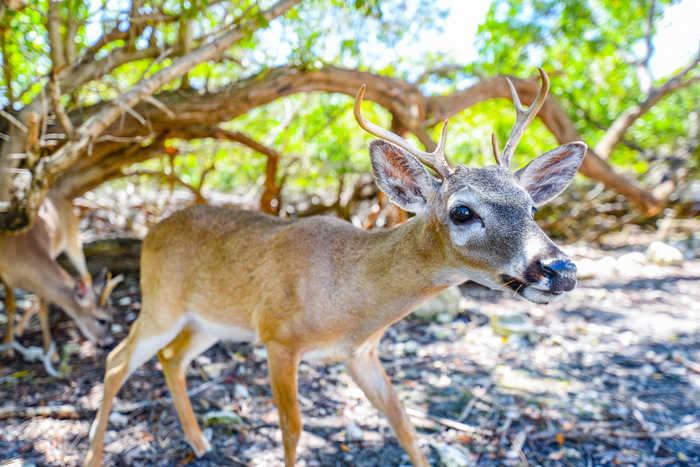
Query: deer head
70,271,122,346
355,69,587,304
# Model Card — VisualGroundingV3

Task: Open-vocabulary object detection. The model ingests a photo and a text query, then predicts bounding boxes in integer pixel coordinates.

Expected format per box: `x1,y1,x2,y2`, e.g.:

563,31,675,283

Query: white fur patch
188,313,257,343
127,315,188,375
446,189,486,246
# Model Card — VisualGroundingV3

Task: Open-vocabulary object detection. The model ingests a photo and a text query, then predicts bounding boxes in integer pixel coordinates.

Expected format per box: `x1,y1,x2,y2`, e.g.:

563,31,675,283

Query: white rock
20,346,45,362
413,286,462,321
433,443,473,467
490,313,535,337
109,411,129,428
615,252,647,276
253,347,267,361
647,241,683,265
576,256,616,279
345,421,364,442
234,383,249,399
117,296,131,306
575,258,597,279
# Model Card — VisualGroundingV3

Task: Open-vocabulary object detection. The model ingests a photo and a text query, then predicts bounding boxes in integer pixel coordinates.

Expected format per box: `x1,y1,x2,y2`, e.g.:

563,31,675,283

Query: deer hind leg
1,278,15,357
84,315,187,467
345,347,429,467
36,299,59,362
15,296,37,337
158,327,218,457
266,342,302,467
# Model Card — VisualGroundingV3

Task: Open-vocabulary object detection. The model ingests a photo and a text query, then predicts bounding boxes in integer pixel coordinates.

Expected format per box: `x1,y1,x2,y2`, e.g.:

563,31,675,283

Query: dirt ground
1,238,699,467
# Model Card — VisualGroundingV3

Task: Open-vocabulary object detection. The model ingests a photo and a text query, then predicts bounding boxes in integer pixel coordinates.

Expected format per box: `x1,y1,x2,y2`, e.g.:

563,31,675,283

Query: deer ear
74,278,91,306
369,140,438,214
515,142,587,206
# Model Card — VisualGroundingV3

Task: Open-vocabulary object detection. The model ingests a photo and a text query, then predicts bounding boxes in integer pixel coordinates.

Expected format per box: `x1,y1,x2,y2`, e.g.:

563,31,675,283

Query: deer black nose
538,259,577,292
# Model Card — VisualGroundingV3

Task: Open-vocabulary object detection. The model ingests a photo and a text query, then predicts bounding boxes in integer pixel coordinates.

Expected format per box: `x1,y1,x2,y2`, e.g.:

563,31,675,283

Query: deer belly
188,313,258,343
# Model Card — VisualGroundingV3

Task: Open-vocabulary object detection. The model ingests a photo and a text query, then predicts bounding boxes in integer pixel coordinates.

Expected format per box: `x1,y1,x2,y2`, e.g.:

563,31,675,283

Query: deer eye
449,205,475,224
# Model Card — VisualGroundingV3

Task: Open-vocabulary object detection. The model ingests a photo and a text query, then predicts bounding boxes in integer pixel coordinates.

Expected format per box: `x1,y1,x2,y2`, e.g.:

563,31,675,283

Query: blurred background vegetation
0,0,697,239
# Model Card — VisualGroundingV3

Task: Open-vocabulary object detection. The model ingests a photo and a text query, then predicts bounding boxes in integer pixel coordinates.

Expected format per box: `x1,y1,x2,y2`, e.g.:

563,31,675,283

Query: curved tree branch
0,0,301,232
51,65,668,216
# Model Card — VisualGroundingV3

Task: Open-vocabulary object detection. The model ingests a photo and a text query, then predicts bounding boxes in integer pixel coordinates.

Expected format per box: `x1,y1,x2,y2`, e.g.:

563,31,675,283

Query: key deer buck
0,194,121,360
85,69,586,467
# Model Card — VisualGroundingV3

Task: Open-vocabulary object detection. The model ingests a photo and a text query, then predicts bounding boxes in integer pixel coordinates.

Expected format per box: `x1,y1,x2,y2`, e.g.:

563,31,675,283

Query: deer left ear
515,142,587,206
369,140,439,214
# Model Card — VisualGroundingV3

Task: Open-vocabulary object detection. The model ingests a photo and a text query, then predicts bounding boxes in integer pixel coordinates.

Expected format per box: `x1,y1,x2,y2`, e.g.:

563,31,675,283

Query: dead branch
405,407,494,436
49,73,74,140
120,169,207,204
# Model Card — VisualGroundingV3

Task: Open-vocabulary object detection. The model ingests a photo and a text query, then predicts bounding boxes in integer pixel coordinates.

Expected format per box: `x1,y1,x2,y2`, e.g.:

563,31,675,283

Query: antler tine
354,84,452,178
491,132,501,166
99,273,124,307
500,68,550,168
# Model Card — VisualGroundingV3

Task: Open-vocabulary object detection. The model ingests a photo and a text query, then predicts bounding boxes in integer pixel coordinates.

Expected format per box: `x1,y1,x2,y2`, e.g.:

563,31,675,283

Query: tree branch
47,1,66,71
595,48,700,161
0,0,302,232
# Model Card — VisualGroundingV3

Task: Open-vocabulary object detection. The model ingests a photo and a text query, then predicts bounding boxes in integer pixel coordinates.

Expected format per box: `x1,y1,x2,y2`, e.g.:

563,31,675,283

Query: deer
85,69,586,467
0,193,121,361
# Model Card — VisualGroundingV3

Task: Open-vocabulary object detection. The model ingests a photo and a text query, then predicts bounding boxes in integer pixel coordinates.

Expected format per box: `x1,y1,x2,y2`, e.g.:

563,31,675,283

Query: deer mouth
500,275,564,298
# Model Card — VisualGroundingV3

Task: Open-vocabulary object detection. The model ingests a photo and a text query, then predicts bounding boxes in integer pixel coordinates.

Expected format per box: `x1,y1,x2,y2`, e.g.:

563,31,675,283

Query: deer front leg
266,342,302,467
37,299,58,362
2,279,15,357
158,327,218,457
345,347,429,467
15,296,37,337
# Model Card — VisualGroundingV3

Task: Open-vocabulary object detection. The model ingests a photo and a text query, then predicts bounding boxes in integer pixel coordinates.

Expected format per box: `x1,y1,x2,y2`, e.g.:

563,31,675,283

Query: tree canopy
0,0,697,232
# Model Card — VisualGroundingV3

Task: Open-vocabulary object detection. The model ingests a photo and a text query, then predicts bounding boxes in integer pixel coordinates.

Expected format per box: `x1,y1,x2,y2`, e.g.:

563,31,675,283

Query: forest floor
1,232,699,467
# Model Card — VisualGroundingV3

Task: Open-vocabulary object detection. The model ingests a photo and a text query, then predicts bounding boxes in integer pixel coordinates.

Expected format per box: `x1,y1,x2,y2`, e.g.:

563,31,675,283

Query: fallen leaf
556,432,565,446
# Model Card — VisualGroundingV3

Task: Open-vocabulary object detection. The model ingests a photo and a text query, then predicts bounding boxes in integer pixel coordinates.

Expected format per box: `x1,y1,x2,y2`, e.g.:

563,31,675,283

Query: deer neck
358,216,454,322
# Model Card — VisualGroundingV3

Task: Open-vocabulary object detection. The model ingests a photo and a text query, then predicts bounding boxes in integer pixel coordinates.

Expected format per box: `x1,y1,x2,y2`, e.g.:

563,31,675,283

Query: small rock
109,411,129,428
20,346,45,362
489,313,534,337
435,311,453,324
575,258,598,279
615,252,646,275
234,383,249,399
345,421,364,442
253,347,267,361
576,256,616,279
433,442,473,467
117,296,131,306
413,286,462,321
110,323,123,334
427,323,451,340
647,241,683,265
203,410,244,428
202,362,228,379
403,341,418,355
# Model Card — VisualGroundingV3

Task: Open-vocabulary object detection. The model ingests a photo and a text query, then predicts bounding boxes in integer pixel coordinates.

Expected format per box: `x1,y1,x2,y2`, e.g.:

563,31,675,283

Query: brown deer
0,193,120,360
85,69,586,467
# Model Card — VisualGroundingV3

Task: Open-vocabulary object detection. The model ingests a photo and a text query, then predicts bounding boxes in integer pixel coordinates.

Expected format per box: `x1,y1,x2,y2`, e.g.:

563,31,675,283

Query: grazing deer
0,194,120,359
85,69,586,467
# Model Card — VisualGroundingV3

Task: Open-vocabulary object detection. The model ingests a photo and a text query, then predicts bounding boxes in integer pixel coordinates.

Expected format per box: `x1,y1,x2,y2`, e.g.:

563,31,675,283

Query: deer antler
99,272,124,307
354,84,453,178
500,68,550,168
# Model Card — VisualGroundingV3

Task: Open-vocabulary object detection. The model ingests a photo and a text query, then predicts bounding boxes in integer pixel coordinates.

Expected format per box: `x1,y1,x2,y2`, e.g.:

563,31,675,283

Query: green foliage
474,0,697,175
1,0,696,211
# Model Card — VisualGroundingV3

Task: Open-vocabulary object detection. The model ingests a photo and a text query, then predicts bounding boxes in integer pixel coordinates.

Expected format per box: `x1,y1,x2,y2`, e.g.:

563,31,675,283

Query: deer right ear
74,278,91,306
369,140,438,214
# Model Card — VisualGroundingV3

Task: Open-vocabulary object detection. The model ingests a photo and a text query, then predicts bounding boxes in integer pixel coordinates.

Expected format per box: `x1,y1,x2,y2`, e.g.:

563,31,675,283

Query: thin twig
0,109,27,133
406,407,494,436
